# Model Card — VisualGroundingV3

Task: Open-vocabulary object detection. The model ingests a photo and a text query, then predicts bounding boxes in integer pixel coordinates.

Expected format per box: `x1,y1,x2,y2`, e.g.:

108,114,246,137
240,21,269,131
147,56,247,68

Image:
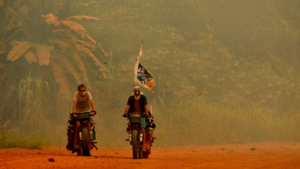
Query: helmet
133,86,141,91
133,86,141,95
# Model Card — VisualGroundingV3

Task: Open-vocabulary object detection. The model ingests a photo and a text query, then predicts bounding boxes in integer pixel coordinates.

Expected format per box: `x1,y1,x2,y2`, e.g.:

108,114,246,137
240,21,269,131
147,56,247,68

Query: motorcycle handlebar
123,112,150,118
71,111,96,116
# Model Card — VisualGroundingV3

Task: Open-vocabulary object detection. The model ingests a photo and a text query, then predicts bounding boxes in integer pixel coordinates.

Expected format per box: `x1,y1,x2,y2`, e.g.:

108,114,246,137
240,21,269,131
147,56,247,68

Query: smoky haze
0,0,299,147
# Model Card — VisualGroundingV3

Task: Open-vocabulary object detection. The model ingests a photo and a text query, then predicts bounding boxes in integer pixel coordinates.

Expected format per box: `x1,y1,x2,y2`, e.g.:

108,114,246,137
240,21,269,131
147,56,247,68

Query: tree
0,0,111,98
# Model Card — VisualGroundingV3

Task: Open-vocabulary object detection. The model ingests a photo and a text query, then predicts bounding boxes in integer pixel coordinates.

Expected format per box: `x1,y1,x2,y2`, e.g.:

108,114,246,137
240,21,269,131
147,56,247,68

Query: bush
0,129,44,149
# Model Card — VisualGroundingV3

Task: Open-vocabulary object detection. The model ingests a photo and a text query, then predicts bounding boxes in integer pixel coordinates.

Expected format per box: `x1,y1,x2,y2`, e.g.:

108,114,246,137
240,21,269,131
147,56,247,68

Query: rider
72,84,96,149
122,86,149,152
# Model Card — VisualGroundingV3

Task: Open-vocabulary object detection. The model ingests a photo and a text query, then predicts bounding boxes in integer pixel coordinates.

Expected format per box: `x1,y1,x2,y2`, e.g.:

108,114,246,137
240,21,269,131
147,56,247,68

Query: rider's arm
89,99,95,111
123,96,132,117
72,100,77,113
143,95,149,117
123,105,130,116
87,92,95,115
72,92,78,114
144,105,149,117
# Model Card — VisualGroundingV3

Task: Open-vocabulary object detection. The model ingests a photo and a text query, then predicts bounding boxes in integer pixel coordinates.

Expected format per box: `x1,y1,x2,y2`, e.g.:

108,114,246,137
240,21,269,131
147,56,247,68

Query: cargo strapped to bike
130,113,141,124
77,113,90,124
77,113,90,119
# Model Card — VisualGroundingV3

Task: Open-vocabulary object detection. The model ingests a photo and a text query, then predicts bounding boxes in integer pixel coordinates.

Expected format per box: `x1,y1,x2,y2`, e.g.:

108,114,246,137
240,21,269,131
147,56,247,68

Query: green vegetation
155,97,300,146
95,96,300,147
0,0,110,98
0,0,300,148
0,129,44,149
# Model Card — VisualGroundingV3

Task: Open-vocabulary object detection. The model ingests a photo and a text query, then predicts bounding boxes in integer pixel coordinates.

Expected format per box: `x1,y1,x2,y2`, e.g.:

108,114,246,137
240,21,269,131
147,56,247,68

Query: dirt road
0,142,299,169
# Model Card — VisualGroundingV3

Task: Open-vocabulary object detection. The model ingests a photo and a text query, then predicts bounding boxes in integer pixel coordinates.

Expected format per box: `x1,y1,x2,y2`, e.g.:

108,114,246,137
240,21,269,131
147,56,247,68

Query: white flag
134,41,155,93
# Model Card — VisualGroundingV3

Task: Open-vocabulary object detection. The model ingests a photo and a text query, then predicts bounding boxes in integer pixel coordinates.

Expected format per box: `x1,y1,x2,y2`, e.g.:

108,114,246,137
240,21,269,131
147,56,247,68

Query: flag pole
134,40,143,88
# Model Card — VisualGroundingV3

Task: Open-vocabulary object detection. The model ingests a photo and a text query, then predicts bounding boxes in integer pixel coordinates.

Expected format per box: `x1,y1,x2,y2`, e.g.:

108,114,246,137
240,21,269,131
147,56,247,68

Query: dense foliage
0,0,299,147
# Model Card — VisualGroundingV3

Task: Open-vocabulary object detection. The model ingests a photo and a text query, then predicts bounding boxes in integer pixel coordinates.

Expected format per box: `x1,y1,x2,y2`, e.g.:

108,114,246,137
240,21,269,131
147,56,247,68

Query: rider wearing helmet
122,86,149,152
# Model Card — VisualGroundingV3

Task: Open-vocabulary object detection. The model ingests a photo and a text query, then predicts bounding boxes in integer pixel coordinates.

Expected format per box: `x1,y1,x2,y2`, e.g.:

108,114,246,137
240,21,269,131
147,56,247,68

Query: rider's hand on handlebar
122,113,127,117
72,113,78,118
90,112,95,116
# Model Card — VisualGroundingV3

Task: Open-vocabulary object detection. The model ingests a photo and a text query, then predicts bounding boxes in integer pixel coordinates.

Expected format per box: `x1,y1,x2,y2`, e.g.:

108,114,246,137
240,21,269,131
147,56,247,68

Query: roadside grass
0,129,44,149
153,96,300,147
91,95,300,148
1,75,299,148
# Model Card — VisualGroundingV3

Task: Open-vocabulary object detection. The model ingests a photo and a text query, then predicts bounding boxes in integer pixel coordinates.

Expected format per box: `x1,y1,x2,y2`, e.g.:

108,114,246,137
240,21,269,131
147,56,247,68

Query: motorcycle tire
139,146,143,159
82,128,91,156
132,130,139,159
77,148,82,156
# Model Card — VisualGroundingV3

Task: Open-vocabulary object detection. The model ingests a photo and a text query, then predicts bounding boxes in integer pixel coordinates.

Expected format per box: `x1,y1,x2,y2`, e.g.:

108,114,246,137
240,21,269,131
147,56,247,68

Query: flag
134,41,156,93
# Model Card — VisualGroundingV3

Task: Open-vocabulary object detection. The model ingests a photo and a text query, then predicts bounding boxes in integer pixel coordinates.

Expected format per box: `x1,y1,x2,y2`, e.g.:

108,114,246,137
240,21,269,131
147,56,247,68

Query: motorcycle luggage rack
77,113,90,120
130,117,141,124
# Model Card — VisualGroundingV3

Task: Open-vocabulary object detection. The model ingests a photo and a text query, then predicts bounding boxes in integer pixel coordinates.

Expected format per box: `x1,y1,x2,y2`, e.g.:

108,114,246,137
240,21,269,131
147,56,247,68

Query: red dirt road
0,142,300,169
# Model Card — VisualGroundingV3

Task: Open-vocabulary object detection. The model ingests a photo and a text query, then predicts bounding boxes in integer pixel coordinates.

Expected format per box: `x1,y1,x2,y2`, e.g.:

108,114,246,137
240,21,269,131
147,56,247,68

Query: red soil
0,142,300,169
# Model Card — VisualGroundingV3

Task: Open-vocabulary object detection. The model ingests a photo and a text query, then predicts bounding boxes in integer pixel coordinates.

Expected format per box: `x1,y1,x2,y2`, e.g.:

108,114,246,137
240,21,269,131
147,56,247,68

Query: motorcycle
123,113,146,159
70,111,97,156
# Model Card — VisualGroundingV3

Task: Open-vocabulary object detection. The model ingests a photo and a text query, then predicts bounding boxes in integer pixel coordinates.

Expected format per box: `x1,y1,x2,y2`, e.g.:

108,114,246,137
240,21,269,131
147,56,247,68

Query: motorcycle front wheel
132,130,139,159
82,128,91,156
77,148,82,156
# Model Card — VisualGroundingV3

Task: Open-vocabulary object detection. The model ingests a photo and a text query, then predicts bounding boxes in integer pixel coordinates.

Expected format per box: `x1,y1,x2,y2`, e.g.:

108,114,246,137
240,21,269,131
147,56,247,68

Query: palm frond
60,20,96,44
69,36,97,50
50,58,71,99
67,45,90,88
23,50,37,64
7,40,32,61
52,29,72,34
41,13,59,26
54,32,97,50
36,44,51,66
74,44,108,73
59,20,87,35
54,52,82,84
49,40,91,86
102,72,107,79
81,33,96,45
65,15,100,21
97,43,109,57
